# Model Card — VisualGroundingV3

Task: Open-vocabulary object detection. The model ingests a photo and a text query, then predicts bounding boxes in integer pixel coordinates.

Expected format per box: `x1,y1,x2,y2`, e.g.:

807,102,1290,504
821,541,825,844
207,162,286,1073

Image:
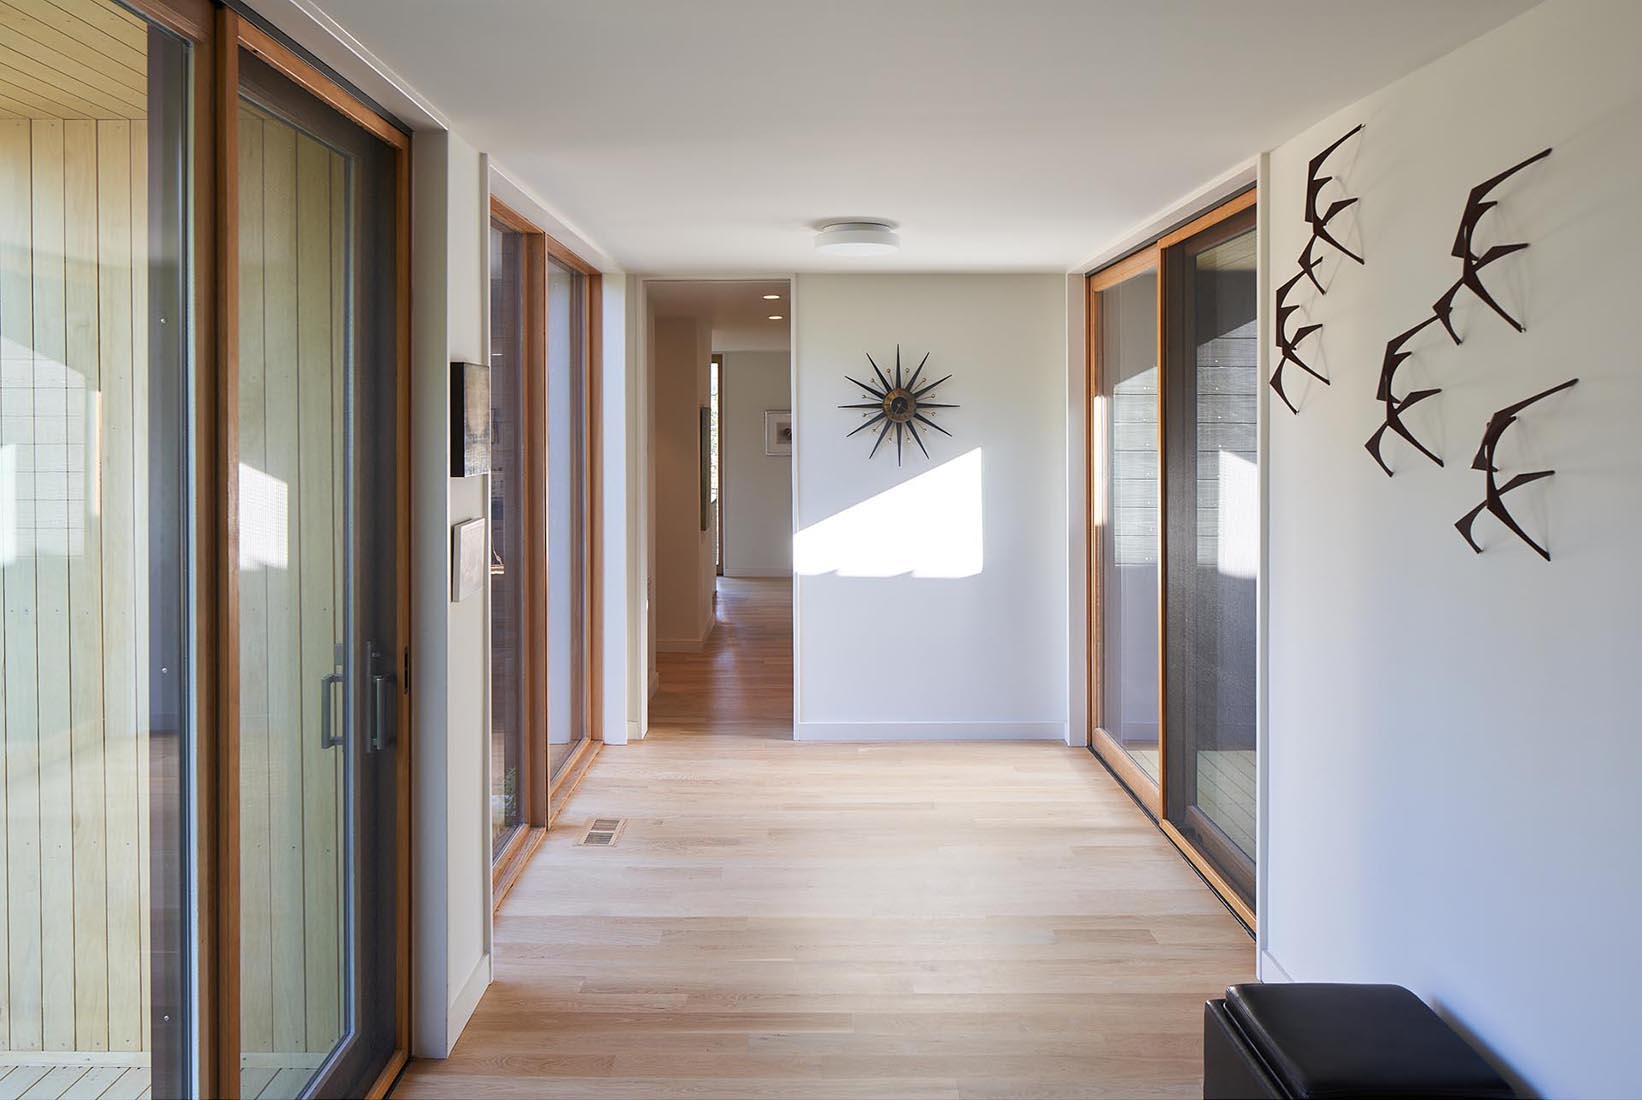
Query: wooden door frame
213,9,414,1098
711,353,724,577
1085,187,1258,932
487,197,549,902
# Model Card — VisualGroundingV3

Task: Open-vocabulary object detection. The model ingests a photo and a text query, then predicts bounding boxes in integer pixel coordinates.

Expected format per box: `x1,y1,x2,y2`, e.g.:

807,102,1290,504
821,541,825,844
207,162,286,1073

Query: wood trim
543,232,599,277
1157,186,1256,250
491,827,547,912
488,824,532,896
233,19,408,151
547,740,602,828
191,5,223,1094
123,0,211,42
210,9,242,1098
1090,726,1161,821
487,197,551,834
587,273,603,745
362,1048,408,1100
1160,819,1257,931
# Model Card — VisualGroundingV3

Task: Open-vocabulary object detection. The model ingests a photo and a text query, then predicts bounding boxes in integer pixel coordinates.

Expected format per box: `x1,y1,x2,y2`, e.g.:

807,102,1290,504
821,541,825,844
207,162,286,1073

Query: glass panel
489,223,526,855
1164,211,1258,908
1095,269,1160,786
235,46,402,1099
547,257,587,781
0,4,192,1095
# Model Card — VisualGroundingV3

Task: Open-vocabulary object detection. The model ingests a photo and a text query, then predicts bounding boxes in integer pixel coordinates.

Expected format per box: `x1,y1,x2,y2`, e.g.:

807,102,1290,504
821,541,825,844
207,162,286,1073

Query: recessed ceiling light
815,220,899,257
762,293,782,300
767,314,784,321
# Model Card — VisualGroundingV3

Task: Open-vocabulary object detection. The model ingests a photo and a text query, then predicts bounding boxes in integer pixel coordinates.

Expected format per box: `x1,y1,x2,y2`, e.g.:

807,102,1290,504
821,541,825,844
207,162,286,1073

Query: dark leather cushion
1224,983,1515,1099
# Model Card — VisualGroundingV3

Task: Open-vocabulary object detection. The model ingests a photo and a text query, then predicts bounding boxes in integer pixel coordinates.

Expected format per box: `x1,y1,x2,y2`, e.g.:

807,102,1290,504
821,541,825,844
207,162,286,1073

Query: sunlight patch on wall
238,462,290,570
794,448,983,578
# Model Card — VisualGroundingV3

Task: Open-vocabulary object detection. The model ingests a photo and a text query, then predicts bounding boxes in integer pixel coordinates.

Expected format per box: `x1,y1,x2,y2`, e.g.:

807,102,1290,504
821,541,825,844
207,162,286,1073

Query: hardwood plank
255,109,307,1057
0,1067,47,1100
28,117,79,1056
294,128,341,1054
94,117,141,1053
89,1066,145,1100
1,115,44,1054
392,579,1251,1100
18,1064,83,1099
62,116,107,1054
235,108,274,1056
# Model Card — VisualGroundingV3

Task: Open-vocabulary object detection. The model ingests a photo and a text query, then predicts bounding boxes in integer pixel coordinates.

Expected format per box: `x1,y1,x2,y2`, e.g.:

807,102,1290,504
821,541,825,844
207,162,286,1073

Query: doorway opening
644,279,794,738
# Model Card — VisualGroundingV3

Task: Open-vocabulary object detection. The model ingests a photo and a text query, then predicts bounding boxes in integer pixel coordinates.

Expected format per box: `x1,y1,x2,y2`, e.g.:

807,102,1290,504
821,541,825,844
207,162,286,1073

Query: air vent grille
579,817,626,847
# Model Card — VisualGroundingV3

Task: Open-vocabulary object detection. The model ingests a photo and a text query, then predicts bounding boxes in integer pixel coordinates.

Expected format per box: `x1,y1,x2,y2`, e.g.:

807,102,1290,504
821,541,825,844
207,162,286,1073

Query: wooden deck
393,578,1252,1100
0,1056,324,1100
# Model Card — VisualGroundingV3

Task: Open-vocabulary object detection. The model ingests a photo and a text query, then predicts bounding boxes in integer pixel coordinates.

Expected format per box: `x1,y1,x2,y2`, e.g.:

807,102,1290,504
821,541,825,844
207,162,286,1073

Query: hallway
394,578,1252,1099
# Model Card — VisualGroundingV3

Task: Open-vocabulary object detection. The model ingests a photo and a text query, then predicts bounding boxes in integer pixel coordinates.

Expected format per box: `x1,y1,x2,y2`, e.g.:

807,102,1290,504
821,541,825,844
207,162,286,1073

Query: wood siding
0,116,151,1053
234,103,346,1058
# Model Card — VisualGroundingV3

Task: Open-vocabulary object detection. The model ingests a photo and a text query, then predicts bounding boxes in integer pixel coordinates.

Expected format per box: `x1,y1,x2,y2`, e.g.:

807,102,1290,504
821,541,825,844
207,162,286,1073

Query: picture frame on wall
450,360,490,478
451,517,486,602
765,409,793,456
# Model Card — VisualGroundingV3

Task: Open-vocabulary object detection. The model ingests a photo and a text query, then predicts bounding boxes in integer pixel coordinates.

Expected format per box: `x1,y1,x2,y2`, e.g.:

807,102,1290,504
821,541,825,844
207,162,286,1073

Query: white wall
409,129,491,1058
721,350,792,577
793,275,1068,741
652,316,714,649
1262,3,1642,1096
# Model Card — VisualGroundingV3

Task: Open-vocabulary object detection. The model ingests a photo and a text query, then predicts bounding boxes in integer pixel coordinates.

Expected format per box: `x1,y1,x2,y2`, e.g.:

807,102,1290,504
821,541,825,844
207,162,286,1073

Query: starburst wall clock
839,346,958,466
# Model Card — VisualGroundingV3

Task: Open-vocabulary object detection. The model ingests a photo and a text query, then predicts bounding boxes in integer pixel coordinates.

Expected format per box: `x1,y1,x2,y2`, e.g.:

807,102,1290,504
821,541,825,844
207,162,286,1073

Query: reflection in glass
1096,270,1161,784
1164,214,1258,907
489,223,526,854
0,3,191,1094
547,257,588,780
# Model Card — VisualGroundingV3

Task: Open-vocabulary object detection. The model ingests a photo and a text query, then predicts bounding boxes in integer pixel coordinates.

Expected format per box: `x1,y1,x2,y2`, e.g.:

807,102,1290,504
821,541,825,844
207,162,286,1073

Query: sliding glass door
1088,191,1258,923
232,24,407,1099
0,4,194,1096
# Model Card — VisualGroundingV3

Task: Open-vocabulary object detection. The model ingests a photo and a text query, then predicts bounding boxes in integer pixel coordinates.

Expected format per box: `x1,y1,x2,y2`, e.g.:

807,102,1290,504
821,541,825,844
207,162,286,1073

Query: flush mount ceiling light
815,220,900,257
762,293,782,300
768,314,784,321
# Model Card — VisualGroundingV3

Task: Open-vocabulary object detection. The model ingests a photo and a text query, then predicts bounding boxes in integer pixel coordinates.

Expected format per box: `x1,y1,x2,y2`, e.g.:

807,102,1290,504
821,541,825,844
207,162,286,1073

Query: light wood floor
393,578,1252,1099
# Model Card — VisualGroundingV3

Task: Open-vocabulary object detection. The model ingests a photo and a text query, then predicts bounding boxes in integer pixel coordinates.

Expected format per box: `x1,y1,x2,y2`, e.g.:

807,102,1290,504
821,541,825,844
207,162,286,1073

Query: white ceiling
649,279,792,353
317,0,1536,274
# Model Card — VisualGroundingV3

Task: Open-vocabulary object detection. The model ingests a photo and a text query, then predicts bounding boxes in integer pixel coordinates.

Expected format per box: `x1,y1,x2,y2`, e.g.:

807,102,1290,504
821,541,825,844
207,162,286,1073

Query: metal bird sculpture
1432,147,1552,343
1270,123,1363,413
1455,376,1577,561
1364,315,1445,477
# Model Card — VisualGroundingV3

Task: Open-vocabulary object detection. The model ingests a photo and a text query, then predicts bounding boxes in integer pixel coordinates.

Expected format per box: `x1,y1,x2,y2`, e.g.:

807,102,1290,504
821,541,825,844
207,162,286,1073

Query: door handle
319,670,344,749
367,642,395,754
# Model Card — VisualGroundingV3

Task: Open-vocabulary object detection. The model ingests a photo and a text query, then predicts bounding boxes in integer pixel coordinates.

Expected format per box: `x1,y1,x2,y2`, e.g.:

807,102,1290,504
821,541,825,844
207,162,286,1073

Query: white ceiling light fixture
768,314,784,321
762,293,782,300
815,220,900,257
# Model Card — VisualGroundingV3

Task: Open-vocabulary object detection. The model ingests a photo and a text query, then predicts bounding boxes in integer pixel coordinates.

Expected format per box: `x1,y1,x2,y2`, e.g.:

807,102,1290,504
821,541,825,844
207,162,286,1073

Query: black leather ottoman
1203,983,1515,1099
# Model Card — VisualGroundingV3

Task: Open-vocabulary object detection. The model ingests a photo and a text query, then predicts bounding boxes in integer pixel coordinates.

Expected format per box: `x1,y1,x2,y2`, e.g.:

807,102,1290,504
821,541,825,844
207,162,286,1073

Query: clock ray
868,419,893,459
847,412,887,437
906,420,930,458
866,352,894,394
913,412,950,436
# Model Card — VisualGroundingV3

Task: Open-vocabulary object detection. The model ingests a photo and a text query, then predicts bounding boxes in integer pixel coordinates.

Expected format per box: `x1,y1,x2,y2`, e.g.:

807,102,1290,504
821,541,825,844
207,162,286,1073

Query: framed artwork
765,410,793,456
450,360,490,477
452,518,486,602
700,406,712,531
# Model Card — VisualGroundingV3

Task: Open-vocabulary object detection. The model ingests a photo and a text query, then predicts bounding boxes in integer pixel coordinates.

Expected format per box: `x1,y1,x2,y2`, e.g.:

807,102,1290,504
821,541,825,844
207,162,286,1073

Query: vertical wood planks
1,115,44,1054
235,108,274,1056
28,117,75,1056
95,117,141,1053
256,110,306,1057
294,130,340,1053
63,116,108,1054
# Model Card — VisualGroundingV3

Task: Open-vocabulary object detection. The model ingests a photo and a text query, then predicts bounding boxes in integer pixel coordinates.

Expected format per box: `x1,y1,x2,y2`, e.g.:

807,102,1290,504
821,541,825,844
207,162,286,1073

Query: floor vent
579,818,626,847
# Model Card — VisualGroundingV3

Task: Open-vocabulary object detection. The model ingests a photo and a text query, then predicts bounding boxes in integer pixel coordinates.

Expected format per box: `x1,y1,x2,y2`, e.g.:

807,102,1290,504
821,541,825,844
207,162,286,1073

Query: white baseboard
795,721,1067,742
724,566,792,578
441,951,491,1057
656,619,717,653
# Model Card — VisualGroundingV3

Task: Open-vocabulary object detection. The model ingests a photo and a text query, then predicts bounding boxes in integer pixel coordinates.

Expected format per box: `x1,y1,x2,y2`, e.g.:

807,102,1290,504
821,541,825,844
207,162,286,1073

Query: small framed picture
765,410,793,456
452,518,486,602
